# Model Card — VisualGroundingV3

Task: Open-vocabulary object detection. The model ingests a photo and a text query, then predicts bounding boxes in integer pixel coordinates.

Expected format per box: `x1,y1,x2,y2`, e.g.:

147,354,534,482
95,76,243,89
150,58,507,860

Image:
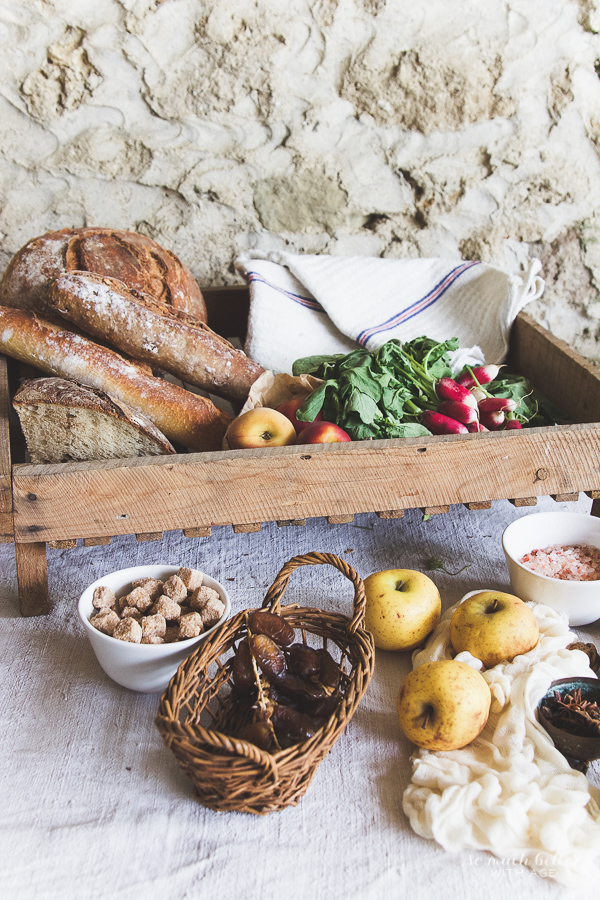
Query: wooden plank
422,506,449,516
136,532,163,542
464,501,492,510
585,490,600,500
15,541,49,616
326,514,354,524
12,423,600,543
376,509,405,519
509,312,600,424
233,523,261,533
551,492,579,502
276,519,307,527
0,355,13,542
83,536,111,547
509,497,538,507
47,539,77,549
183,526,212,538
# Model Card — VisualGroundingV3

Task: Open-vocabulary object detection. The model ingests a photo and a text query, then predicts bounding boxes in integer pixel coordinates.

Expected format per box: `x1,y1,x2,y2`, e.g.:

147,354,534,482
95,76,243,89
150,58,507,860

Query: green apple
450,589,539,668
397,659,491,751
363,568,441,651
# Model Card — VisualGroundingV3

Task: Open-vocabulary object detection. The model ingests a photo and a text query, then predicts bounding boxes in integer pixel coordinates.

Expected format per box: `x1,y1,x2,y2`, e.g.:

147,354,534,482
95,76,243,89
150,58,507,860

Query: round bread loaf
0,227,206,321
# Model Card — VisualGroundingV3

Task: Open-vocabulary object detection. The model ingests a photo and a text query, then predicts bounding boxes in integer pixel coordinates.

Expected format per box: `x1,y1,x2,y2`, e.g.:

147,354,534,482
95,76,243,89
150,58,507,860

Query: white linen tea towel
236,251,545,375
402,593,600,887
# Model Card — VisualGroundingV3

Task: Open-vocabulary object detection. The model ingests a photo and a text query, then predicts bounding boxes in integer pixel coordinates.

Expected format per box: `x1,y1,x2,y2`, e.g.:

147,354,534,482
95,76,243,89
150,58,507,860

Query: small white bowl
78,564,231,693
502,512,600,626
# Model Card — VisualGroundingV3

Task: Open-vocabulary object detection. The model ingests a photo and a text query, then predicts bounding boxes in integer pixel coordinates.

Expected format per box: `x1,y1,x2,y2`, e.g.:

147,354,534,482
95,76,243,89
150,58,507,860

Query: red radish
504,419,522,430
421,411,469,435
437,399,479,426
456,364,501,388
478,396,517,414
470,387,487,404
479,409,505,430
435,377,477,409
468,422,489,432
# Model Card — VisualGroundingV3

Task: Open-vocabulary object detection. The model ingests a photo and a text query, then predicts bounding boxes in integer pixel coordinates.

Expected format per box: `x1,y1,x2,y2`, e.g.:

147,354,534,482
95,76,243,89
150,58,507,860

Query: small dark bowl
537,676,600,763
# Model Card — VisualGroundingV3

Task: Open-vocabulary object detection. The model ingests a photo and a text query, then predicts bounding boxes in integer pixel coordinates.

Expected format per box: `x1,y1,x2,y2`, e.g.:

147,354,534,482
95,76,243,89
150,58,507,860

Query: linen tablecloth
1,495,599,900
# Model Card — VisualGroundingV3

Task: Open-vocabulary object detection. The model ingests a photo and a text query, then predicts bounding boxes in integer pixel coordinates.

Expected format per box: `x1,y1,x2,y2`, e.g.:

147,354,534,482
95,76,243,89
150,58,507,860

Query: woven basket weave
155,551,375,815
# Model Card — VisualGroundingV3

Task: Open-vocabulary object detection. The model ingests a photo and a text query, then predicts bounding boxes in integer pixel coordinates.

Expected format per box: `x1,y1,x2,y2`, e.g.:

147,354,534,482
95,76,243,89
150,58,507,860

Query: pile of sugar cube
89,567,226,644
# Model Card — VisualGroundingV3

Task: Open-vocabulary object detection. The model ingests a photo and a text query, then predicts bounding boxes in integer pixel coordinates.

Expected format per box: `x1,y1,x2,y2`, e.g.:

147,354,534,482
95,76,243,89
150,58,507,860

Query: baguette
50,272,265,404
0,307,232,452
13,377,176,462
0,227,206,321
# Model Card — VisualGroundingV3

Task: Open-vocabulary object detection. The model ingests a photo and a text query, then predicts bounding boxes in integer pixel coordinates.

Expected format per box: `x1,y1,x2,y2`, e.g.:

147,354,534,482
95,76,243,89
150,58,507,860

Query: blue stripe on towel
356,261,480,346
247,271,325,312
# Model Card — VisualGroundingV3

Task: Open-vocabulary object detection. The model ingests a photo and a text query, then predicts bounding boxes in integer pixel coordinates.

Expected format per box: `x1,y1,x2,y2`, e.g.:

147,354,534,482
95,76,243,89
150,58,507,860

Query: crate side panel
509,312,600,424
11,425,600,541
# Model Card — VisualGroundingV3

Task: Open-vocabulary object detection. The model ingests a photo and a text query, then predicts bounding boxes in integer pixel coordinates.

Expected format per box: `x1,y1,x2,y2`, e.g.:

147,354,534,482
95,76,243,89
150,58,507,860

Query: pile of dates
231,609,342,751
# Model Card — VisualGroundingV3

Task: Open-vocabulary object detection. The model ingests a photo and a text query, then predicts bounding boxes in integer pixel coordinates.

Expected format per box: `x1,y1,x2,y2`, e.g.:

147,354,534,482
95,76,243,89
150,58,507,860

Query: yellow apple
226,407,296,449
397,659,491,751
449,589,539,669
363,568,441,651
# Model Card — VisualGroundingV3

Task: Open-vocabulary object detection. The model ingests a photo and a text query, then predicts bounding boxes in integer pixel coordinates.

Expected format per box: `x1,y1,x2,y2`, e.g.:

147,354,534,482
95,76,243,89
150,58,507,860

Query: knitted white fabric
236,251,544,374
402,592,600,887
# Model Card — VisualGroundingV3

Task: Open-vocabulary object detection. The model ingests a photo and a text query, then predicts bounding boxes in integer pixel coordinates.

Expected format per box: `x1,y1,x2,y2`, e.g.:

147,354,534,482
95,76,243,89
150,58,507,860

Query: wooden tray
3,287,600,616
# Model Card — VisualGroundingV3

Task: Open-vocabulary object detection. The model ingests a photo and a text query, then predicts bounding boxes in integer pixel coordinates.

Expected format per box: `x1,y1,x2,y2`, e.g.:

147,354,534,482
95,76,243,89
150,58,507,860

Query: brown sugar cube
141,635,164,645
199,595,226,628
189,585,220,611
162,575,187,603
92,585,117,609
120,606,142,621
163,625,180,643
113,617,142,643
176,567,204,591
154,595,181,621
178,611,203,639
90,608,120,636
121,586,153,612
131,577,164,600
141,613,166,640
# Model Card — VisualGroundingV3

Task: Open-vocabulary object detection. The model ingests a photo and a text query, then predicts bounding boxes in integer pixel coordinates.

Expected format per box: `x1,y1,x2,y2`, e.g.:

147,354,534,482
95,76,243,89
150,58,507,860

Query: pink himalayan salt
519,543,600,581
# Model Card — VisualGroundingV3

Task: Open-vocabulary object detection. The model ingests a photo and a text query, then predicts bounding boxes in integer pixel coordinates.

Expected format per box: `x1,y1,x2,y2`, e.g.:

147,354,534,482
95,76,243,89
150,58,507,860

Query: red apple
276,396,323,435
295,421,351,444
226,408,297,449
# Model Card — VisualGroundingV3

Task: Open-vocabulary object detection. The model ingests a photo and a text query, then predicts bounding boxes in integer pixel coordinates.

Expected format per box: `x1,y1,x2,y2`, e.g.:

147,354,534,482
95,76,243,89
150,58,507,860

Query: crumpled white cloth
402,592,600,886
235,251,545,374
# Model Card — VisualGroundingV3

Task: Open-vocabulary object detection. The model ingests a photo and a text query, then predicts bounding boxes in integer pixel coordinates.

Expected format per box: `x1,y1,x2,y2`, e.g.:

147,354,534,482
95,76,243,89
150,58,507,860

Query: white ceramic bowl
502,512,600,626
78,564,231,693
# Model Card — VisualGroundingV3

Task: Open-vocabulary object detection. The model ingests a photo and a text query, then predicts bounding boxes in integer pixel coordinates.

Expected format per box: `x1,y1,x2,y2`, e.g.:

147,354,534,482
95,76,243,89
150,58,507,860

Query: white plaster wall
1,0,600,362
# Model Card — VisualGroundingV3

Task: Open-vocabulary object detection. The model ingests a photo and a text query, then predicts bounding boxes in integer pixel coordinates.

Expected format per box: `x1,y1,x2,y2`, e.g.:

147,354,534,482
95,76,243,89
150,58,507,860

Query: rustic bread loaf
13,377,176,463
0,227,206,321
50,272,265,404
0,307,232,452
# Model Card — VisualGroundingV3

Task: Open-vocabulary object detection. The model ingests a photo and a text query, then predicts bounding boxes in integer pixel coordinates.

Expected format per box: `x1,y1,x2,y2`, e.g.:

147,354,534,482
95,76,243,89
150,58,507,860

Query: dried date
287,643,321,679
231,638,258,693
270,704,320,748
248,610,295,647
317,648,340,690
249,633,287,682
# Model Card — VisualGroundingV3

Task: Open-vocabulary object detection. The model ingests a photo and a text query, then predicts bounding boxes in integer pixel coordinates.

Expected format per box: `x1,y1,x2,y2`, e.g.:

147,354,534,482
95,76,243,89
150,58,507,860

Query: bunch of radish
421,365,523,436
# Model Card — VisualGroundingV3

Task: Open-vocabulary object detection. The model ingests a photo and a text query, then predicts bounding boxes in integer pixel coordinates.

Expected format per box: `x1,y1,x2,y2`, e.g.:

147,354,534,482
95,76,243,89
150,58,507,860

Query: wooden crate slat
15,541,49,616
183,526,212,537
551,492,579,502
464,501,492,510
326,515,354,524
509,497,538,507
47,539,78,550
508,312,600,424
11,423,600,543
83,536,112,547
276,519,307,527
422,506,450,516
376,510,405,519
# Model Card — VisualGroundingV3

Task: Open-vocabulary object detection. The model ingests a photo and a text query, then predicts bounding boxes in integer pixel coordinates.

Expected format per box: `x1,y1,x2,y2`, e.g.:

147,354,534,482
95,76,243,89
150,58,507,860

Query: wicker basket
155,551,375,814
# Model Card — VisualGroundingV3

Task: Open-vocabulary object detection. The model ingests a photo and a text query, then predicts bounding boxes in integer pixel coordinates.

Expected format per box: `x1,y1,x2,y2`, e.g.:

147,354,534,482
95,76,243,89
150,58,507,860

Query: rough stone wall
2,0,600,362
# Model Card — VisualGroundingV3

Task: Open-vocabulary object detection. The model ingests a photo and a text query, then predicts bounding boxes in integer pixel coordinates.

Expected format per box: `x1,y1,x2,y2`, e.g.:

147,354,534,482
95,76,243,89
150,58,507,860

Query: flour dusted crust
50,272,265,404
0,307,232,451
0,227,206,321
13,377,177,463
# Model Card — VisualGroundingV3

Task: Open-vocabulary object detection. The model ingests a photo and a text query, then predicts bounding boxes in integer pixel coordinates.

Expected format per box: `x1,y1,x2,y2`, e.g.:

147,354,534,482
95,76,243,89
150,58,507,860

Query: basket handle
261,551,367,635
